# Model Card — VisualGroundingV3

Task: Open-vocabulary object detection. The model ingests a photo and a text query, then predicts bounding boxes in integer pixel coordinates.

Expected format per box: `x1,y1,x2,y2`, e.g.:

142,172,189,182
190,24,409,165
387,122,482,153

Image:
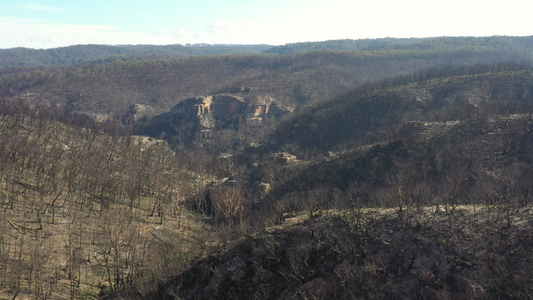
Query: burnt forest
1,36,533,299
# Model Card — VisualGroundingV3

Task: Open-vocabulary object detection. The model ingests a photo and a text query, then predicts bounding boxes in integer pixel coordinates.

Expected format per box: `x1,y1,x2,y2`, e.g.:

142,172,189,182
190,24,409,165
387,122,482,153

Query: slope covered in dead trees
119,207,533,300
2,38,533,299
98,63,533,300
0,101,220,299
0,44,271,68
1,36,531,151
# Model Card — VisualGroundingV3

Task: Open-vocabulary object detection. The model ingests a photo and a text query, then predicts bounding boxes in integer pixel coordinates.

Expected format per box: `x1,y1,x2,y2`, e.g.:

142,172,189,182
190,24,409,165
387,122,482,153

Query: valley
1,36,533,299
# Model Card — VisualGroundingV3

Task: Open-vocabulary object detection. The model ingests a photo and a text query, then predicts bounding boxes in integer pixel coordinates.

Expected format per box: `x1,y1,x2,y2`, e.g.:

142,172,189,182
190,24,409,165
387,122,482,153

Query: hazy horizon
1,0,532,50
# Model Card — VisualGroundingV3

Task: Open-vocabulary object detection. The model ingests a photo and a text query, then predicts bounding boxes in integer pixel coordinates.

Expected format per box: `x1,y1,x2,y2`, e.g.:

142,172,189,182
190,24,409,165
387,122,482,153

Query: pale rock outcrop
170,95,245,130
269,152,298,164
252,182,271,200
74,112,111,123
244,96,291,126
130,135,171,152
166,93,291,130
141,93,291,146
126,104,154,123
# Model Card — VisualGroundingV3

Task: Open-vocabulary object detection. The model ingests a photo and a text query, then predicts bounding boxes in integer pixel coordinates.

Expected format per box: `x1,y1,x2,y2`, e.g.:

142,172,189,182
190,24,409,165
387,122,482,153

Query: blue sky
1,0,532,49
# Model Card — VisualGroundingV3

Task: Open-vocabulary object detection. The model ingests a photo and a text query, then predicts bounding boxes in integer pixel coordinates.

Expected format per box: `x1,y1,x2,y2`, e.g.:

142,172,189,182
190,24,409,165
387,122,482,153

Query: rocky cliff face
140,93,290,148
170,95,246,130
125,104,155,124
169,94,289,129
244,95,290,126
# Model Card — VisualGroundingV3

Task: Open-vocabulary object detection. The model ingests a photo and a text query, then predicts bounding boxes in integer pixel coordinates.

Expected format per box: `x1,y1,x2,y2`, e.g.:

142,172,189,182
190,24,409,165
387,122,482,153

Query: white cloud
24,4,64,12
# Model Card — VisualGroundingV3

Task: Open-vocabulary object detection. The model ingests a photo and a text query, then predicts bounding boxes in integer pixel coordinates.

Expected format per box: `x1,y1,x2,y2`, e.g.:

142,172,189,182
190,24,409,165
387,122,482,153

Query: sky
1,0,532,49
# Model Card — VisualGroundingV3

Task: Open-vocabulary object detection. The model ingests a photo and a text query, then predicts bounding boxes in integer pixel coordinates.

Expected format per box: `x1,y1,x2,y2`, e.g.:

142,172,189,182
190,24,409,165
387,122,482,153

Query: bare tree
346,182,366,228
210,185,247,227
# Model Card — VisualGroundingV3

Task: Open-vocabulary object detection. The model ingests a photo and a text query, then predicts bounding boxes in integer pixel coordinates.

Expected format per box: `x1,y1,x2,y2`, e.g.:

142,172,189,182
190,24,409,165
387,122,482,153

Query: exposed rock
126,104,154,124
269,152,298,164
170,95,244,119
198,112,215,130
169,95,245,130
223,179,239,186
251,181,271,200
211,95,245,118
227,172,252,185
217,153,233,160
130,136,170,152
245,96,290,126
140,93,291,147
74,111,111,123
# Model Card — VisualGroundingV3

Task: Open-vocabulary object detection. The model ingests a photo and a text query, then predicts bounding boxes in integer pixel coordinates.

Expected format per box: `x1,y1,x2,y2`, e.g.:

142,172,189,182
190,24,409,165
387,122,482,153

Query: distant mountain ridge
264,36,533,54
2,45,515,118
4,36,533,299
1,37,532,153
2,36,533,68
0,44,272,68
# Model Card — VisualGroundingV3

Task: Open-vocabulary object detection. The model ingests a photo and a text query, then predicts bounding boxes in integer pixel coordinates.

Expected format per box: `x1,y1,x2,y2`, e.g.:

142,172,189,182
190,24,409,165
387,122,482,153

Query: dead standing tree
386,163,412,224
209,185,247,227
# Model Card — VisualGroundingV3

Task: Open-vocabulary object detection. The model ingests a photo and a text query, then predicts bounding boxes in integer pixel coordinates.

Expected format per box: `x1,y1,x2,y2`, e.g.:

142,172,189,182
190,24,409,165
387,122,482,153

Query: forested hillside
118,63,533,299
2,37,531,154
3,36,531,67
268,62,533,155
0,100,222,299
1,36,531,120
0,44,271,68
263,36,533,55
2,37,533,299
